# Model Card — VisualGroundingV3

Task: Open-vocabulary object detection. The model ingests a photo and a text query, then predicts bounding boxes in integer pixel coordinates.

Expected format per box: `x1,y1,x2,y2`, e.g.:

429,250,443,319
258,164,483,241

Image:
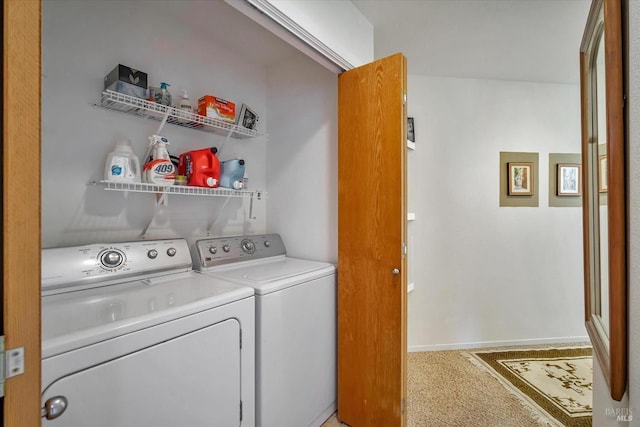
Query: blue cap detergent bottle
220,159,246,190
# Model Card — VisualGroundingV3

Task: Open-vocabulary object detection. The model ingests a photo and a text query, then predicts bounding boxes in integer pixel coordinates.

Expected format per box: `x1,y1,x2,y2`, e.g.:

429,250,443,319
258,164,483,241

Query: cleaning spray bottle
143,135,175,185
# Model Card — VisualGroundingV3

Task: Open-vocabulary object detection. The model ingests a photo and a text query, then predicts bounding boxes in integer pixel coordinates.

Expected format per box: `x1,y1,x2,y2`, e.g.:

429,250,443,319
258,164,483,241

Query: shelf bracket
217,130,234,157
140,191,168,238
248,192,256,220
206,196,232,235
156,108,172,135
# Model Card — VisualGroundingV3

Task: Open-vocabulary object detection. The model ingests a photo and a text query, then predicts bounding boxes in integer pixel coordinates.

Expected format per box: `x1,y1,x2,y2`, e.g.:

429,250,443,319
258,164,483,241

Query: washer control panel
42,239,192,293
194,234,286,269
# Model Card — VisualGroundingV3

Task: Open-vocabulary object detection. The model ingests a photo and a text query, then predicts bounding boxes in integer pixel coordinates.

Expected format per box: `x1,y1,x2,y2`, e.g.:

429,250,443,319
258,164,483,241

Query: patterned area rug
463,346,593,426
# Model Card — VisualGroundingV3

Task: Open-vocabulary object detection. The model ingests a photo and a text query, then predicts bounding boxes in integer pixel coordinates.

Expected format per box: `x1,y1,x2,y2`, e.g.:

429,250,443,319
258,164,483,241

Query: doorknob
392,268,400,275
42,396,68,420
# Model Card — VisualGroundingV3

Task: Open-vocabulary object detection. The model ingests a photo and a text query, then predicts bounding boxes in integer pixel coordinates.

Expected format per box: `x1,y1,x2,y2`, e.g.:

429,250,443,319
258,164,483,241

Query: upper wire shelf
90,180,265,199
98,90,266,140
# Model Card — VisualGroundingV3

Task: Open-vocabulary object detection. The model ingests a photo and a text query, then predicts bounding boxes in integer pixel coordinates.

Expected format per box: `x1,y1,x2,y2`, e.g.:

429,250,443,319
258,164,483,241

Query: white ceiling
352,0,591,84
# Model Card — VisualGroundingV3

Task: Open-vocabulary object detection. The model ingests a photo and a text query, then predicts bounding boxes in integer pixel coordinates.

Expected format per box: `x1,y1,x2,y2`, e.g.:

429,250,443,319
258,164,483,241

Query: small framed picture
407,117,415,142
557,163,582,196
237,104,259,130
508,162,534,195
599,155,608,192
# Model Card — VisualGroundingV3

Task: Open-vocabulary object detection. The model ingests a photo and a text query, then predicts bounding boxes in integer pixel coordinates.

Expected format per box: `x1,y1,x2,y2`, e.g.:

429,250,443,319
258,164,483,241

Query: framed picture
508,162,534,195
557,163,582,196
407,117,415,142
599,155,608,192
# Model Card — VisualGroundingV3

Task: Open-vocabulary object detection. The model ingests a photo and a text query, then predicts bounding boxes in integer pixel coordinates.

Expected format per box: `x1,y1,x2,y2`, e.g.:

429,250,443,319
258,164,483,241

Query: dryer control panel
194,234,286,269
42,239,192,294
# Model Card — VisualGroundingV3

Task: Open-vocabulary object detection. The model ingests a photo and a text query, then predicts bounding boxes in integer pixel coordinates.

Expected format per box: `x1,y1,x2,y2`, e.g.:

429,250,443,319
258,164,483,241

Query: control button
222,245,230,253
148,249,158,259
264,240,271,247
166,247,176,257
101,250,123,268
241,239,255,254
209,246,217,255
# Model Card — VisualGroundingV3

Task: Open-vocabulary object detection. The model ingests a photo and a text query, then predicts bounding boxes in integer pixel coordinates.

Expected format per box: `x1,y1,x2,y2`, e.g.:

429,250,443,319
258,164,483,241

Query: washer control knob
166,247,176,257
223,245,231,253
209,246,218,255
264,240,271,247
242,240,255,253
147,249,158,259
101,250,123,268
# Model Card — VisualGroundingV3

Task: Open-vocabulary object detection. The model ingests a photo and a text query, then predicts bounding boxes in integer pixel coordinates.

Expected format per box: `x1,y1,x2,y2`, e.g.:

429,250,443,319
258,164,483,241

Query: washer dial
99,249,125,269
241,239,256,254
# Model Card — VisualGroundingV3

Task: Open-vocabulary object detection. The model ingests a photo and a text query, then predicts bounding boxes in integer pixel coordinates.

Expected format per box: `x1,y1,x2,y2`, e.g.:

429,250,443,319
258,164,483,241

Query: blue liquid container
219,159,246,189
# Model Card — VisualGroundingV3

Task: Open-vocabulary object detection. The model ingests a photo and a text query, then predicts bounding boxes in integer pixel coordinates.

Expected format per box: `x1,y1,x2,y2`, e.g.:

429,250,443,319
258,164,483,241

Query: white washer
41,239,255,426
192,234,337,427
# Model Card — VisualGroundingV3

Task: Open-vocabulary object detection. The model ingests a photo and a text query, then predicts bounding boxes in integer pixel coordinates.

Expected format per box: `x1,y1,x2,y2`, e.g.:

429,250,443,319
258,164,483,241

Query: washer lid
208,257,335,294
42,271,253,358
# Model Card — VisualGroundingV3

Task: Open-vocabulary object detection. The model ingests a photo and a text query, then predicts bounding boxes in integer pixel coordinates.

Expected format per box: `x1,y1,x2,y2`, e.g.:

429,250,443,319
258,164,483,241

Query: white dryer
41,238,255,426
192,234,336,427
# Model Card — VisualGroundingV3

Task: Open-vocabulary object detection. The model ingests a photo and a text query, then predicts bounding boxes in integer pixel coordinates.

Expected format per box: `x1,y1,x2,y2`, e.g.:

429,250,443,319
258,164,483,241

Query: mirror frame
579,0,627,401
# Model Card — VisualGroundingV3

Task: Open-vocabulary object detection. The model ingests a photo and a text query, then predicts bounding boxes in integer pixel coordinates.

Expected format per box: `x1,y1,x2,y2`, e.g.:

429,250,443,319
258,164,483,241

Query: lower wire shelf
89,180,265,238
90,180,265,199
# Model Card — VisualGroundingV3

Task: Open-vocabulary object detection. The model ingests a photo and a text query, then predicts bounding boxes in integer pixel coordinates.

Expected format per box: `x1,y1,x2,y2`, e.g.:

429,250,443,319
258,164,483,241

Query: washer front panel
42,294,256,426
42,319,241,426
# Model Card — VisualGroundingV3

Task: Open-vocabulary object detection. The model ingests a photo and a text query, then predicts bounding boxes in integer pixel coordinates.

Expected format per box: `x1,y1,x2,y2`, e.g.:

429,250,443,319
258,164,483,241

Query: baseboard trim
408,336,590,352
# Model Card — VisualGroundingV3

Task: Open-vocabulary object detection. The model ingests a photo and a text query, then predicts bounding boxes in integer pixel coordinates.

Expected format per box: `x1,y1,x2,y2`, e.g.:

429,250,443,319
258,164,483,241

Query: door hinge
403,92,407,105
402,242,407,258
0,336,26,398
401,397,406,414
240,400,243,421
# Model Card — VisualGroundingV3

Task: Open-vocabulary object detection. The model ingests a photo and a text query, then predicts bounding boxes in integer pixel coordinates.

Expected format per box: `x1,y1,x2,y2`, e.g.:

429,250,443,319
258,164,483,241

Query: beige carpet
322,344,591,427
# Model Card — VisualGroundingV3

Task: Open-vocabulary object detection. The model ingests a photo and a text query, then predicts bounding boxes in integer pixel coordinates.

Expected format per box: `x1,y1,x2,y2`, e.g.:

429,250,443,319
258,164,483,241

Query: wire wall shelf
98,91,266,140
91,180,265,199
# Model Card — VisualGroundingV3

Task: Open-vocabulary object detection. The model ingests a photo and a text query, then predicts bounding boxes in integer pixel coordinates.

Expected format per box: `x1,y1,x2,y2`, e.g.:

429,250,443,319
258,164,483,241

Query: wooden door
3,0,42,425
337,53,407,426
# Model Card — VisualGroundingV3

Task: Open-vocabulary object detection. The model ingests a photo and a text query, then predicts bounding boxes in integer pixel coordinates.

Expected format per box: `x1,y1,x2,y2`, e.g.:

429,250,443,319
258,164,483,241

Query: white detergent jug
104,139,141,183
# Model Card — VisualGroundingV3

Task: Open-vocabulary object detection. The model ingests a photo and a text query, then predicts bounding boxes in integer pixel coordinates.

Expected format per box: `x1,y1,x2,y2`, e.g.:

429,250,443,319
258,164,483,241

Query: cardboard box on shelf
104,64,148,99
198,95,236,123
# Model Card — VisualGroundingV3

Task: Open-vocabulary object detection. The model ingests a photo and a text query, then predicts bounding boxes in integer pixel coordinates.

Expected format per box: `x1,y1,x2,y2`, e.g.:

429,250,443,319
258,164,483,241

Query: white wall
263,0,374,68
265,55,338,263
41,0,273,247
592,1,640,423
407,75,587,351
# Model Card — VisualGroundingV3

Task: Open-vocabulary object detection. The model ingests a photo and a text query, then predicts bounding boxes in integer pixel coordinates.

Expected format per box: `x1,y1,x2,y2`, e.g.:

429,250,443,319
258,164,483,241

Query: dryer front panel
42,318,242,426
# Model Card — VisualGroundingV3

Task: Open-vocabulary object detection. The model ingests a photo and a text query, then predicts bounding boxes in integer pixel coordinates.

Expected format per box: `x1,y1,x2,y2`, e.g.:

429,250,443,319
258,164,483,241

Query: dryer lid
42,271,253,358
